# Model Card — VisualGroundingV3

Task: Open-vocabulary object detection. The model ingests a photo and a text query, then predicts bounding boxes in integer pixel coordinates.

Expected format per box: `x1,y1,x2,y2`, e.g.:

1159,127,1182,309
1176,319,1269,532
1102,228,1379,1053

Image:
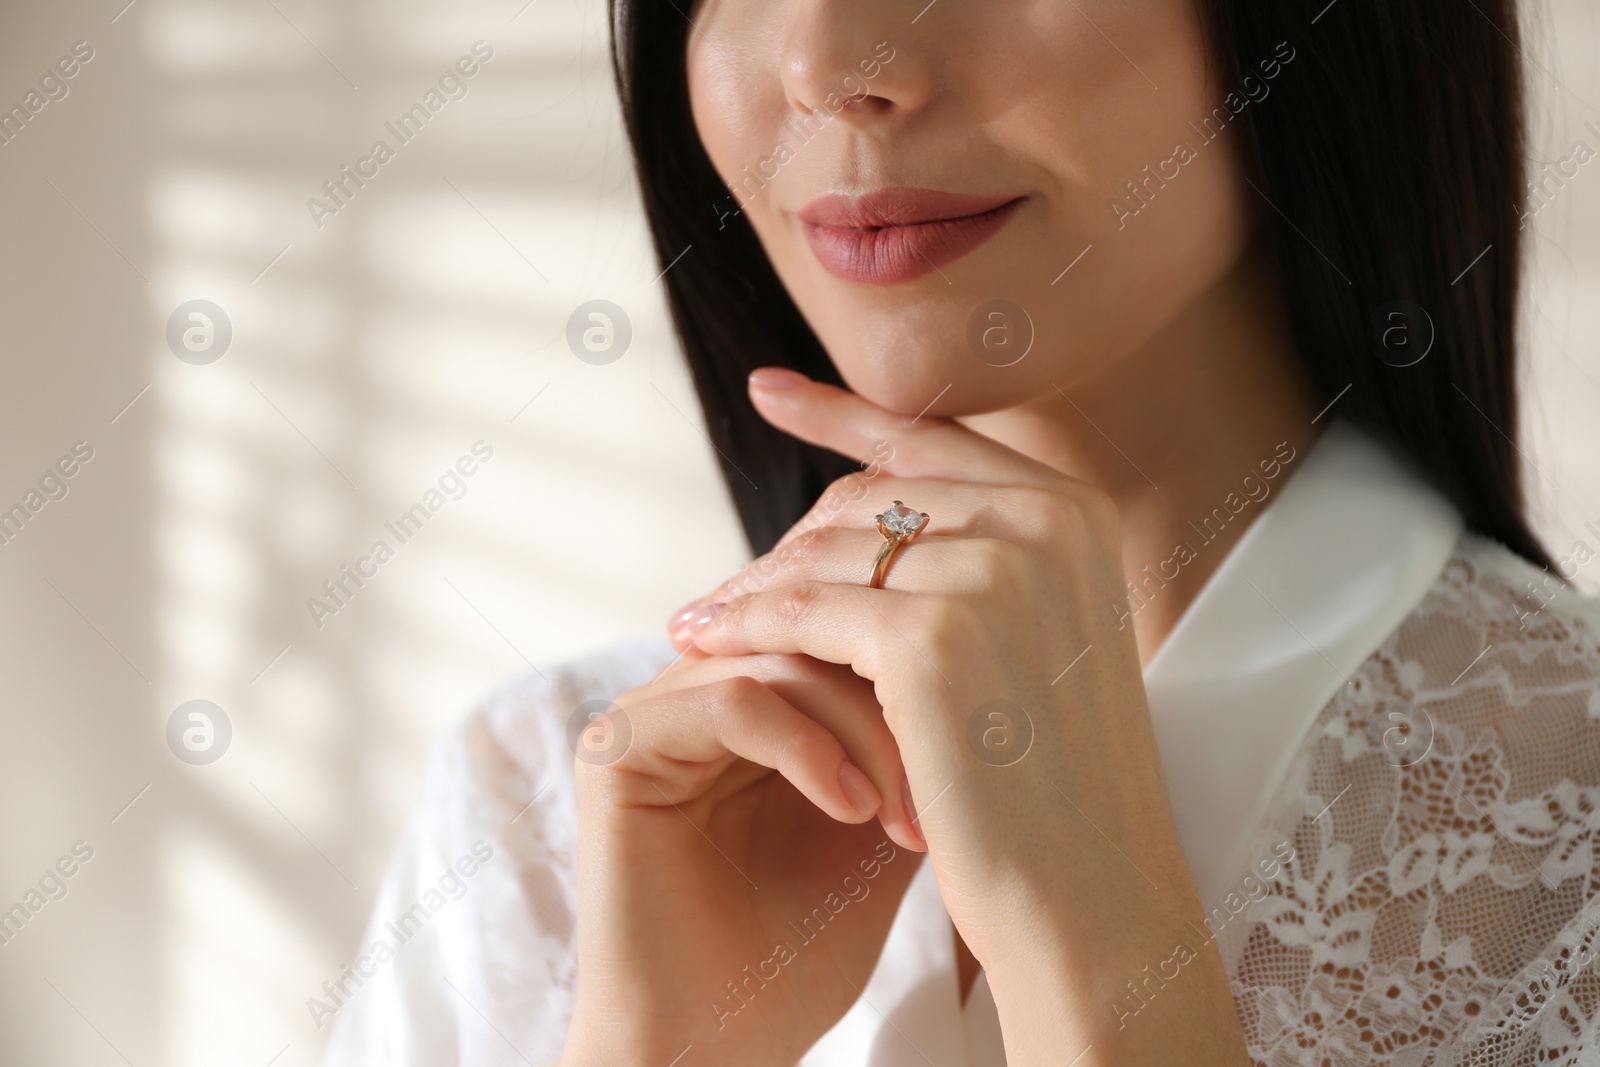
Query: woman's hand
676,368,1250,1067
560,650,923,1067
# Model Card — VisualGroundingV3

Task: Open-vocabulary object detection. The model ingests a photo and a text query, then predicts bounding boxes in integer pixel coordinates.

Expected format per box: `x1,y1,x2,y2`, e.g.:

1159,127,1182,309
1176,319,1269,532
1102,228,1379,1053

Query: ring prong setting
869,501,930,589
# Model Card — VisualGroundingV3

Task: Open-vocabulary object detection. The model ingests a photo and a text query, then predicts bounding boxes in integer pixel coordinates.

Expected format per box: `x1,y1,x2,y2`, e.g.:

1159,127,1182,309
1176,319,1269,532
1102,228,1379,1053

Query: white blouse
322,421,1600,1067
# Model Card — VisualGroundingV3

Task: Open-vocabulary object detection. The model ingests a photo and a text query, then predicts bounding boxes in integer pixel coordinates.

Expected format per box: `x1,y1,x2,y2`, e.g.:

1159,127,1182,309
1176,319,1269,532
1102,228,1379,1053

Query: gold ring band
869,537,904,589
868,501,929,590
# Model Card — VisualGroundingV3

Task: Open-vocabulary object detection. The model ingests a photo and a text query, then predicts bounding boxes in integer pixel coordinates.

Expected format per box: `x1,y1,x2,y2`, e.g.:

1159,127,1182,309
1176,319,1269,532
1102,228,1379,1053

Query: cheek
993,4,1255,354
686,7,793,201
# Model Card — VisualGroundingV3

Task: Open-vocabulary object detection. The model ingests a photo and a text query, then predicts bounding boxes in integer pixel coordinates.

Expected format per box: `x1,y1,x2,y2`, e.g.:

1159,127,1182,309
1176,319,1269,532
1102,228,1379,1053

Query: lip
798,188,1026,286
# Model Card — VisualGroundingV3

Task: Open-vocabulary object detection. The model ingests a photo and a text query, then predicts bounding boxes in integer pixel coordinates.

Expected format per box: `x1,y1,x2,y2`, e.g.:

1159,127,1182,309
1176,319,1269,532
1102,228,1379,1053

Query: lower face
686,0,1262,417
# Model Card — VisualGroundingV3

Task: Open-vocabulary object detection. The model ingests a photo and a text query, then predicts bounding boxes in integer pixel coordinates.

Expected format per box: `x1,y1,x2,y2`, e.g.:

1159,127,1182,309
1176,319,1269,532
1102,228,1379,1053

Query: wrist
979,889,1247,1067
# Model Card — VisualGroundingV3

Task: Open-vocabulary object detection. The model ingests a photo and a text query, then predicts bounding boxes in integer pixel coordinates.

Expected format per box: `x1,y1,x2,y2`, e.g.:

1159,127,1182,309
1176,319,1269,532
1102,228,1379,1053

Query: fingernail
688,602,725,633
902,780,925,846
838,762,882,817
668,597,704,634
749,367,809,391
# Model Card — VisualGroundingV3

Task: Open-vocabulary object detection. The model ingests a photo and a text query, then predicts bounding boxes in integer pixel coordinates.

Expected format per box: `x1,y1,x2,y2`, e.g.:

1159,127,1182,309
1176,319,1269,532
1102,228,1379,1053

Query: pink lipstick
798,188,1025,286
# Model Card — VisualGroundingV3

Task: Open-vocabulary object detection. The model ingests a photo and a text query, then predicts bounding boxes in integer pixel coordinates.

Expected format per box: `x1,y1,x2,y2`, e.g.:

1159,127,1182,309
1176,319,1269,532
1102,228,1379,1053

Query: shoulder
1334,532,1600,742
321,637,677,1067
1227,534,1600,1064
1417,531,1600,661
1320,532,1600,821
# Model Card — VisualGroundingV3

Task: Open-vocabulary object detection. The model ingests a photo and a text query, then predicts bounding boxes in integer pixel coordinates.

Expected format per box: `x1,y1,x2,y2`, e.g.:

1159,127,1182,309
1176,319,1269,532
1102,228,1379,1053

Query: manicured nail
688,602,725,632
902,780,925,846
749,366,809,391
838,762,882,817
668,597,704,633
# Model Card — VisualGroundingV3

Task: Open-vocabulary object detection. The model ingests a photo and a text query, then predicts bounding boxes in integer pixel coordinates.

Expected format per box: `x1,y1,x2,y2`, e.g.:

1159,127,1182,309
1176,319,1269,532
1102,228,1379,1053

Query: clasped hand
560,369,1244,1067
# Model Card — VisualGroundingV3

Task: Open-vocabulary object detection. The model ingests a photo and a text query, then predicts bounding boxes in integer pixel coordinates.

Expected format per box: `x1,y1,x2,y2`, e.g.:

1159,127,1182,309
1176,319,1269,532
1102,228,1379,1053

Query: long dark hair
607,1,1552,569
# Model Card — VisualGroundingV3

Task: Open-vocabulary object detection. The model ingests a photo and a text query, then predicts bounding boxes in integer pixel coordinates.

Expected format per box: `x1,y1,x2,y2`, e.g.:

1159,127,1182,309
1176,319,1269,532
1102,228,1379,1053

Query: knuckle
708,673,765,711
1038,484,1117,544
1007,484,1075,540
914,595,981,655
1010,483,1060,516
774,580,823,627
966,537,1031,605
967,536,1028,578
1077,486,1122,534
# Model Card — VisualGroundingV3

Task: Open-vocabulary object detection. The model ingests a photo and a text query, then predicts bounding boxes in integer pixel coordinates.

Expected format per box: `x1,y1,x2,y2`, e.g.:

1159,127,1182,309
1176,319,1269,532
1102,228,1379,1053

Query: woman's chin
833,359,1043,421
812,297,1060,419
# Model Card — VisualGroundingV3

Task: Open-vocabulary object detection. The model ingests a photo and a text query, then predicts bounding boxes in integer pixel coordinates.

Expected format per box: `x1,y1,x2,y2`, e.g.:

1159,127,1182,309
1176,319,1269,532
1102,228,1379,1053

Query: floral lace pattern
1229,535,1600,1067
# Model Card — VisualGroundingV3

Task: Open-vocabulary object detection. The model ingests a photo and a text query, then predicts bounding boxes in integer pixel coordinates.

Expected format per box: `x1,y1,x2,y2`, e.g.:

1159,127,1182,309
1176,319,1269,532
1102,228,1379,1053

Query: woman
325,0,1600,1064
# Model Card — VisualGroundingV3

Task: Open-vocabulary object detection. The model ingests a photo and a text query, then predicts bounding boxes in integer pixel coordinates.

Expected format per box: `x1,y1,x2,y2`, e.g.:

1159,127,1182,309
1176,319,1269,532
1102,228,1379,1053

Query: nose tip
780,32,927,123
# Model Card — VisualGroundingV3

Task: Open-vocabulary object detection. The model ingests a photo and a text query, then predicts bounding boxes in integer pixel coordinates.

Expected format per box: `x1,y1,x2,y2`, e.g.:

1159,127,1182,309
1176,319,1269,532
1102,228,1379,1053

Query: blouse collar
1142,418,1462,904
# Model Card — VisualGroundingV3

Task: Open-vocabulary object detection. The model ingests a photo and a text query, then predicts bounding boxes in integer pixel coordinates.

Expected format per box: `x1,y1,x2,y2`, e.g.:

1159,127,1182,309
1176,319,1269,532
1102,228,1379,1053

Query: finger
759,665,925,852
709,527,1000,604
666,474,1069,646
747,367,1063,487
685,582,916,683
653,655,925,851
667,596,707,650
667,606,704,653
603,675,884,826
767,476,1049,558
682,588,955,853
668,479,977,643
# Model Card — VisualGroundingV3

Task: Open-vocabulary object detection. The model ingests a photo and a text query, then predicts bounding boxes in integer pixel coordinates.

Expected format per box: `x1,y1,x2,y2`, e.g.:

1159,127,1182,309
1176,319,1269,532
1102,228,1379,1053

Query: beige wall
0,1,1593,1064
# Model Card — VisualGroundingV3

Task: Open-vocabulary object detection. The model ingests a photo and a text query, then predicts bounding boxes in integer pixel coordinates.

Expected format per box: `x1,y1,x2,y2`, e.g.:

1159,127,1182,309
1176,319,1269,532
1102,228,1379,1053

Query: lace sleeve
1225,536,1600,1067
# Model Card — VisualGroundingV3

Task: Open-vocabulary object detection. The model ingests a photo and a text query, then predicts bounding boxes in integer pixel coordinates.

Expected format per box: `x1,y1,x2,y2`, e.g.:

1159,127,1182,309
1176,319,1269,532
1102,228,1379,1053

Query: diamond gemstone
880,502,927,537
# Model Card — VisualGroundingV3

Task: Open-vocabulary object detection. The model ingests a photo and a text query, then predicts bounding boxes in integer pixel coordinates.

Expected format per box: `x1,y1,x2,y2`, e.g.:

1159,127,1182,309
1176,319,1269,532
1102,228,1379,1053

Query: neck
959,239,1323,665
